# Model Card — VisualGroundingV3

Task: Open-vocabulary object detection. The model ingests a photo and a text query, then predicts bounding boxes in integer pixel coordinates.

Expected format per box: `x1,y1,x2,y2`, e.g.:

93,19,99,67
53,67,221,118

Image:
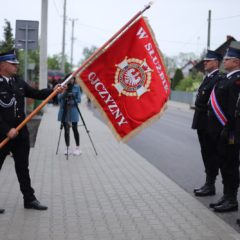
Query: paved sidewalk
0,102,240,240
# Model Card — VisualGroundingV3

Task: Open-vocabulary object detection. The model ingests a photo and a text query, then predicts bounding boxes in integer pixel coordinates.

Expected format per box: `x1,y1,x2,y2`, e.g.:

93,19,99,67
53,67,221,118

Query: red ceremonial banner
78,17,170,141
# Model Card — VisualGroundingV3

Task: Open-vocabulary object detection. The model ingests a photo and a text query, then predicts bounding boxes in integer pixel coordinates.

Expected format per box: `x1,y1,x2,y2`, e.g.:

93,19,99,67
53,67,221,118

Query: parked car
48,70,65,86
48,70,65,105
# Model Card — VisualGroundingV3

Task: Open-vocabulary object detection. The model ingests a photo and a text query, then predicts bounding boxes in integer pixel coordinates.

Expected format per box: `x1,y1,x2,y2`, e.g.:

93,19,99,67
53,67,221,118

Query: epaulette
218,72,226,78
215,72,226,81
234,73,240,84
230,73,240,80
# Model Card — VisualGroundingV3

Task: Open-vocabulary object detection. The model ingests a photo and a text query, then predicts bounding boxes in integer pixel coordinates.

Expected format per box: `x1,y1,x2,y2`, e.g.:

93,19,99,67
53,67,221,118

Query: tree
78,46,98,65
163,55,177,70
163,55,177,77
0,20,39,82
174,69,203,92
171,68,184,90
175,52,199,68
48,54,62,70
0,20,25,78
164,52,199,69
175,77,193,91
15,49,40,82
0,20,14,52
47,53,71,73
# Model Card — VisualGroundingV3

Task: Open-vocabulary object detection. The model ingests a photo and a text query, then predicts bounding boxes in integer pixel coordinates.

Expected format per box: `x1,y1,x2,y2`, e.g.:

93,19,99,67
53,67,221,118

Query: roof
181,60,198,71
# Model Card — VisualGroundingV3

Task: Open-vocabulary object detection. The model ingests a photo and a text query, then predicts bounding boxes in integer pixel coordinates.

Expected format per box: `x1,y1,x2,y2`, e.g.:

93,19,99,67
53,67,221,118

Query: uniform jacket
0,75,52,140
57,84,81,123
208,70,240,134
192,70,220,130
235,78,240,143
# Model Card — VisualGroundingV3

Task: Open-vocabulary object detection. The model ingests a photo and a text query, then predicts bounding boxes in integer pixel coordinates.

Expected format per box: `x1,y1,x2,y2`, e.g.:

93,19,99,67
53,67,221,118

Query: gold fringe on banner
76,16,170,143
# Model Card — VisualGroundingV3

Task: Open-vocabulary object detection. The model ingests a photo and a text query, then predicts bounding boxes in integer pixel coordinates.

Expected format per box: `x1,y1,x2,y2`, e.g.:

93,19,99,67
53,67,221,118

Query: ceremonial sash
210,87,228,126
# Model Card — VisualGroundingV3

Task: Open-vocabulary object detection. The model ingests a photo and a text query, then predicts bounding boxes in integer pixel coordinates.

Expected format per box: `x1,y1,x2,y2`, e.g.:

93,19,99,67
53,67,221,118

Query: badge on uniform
228,132,235,145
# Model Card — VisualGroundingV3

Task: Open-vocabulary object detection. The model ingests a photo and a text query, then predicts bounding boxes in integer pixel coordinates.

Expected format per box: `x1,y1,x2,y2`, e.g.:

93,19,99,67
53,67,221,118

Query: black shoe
193,184,205,193
24,200,48,210
214,200,238,212
236,219,240,226
0,208,5,214
209,196,226,208
194,185,215,197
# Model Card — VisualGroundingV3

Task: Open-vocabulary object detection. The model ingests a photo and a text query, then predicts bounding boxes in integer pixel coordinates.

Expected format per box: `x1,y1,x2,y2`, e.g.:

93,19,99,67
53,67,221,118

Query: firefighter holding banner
208,43,240,213
192,50,222,197
0,50,65,214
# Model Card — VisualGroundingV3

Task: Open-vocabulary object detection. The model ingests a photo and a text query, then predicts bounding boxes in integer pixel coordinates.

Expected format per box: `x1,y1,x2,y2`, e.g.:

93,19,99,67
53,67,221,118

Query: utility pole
61,0,67,72
70,18,78,70
39,0,48,112
39,0,48,89
207,10,211,50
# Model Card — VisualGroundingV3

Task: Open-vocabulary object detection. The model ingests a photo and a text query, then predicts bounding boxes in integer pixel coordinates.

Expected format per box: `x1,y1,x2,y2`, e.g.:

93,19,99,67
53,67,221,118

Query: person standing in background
192,50,223,197
208,44,240,212
57,75,82,156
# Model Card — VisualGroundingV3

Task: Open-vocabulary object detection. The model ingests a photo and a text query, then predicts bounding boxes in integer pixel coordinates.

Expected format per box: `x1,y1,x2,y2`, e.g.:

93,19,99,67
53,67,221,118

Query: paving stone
0,104,240,240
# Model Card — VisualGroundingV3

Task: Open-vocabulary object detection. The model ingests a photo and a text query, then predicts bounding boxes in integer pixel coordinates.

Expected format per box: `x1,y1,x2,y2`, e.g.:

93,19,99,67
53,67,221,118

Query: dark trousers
0,135,36,203
220,142,240,194
63,122,79,147
209,131,240,195
197,129,219,179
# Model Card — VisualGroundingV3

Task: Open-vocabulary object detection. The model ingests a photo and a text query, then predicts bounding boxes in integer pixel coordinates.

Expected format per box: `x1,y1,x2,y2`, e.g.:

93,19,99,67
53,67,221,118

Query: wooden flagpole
0,2,153,149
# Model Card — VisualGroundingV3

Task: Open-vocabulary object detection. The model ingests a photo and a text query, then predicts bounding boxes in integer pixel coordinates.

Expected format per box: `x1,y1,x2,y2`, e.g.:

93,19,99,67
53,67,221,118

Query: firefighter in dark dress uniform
192,50,222,197
0,50,64,214
235,54,240,225
208,44,240,212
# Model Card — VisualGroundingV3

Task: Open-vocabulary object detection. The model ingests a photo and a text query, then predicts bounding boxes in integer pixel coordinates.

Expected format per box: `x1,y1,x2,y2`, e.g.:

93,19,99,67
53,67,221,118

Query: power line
213,14,240,21
156,39,206,46
75,21,113,33
52,0,62,17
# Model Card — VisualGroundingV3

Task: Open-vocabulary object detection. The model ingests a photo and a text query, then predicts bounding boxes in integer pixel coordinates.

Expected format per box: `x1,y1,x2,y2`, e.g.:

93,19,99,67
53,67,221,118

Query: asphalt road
126,102,240,233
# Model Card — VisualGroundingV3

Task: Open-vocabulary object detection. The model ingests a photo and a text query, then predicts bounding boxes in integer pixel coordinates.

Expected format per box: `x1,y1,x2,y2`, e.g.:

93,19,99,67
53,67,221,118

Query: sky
0,0,240,66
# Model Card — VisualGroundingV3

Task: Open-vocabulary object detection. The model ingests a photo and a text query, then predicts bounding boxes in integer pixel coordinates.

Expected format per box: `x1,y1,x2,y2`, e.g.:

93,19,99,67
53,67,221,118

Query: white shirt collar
227,70,240,78
207,69,218,77
2,75,10,83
